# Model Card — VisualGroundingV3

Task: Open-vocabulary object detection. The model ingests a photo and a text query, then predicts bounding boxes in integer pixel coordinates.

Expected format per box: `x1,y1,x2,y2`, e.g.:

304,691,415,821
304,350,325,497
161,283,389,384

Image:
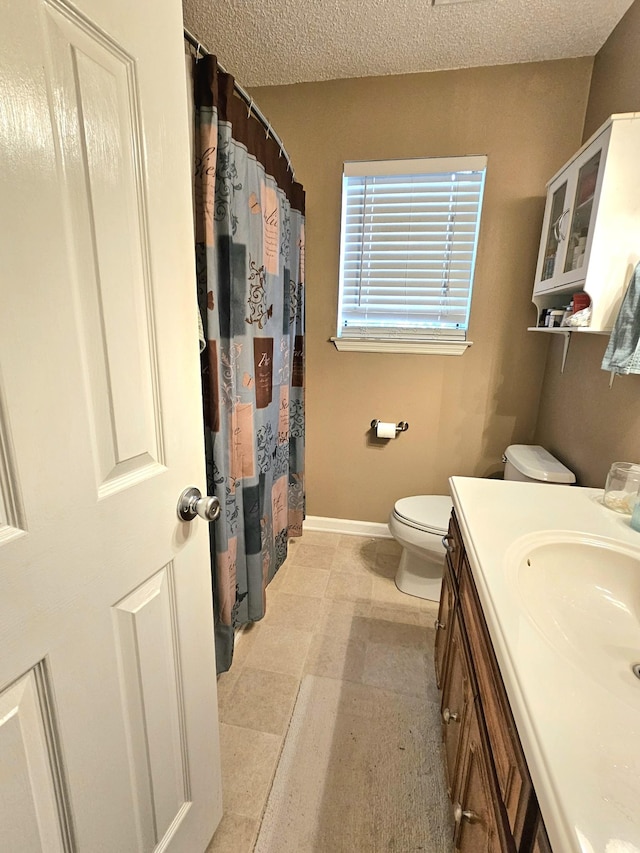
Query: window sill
330,337,473,355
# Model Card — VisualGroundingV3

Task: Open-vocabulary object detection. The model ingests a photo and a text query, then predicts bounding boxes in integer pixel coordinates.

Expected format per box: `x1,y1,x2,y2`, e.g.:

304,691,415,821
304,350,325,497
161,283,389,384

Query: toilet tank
503,444,576,484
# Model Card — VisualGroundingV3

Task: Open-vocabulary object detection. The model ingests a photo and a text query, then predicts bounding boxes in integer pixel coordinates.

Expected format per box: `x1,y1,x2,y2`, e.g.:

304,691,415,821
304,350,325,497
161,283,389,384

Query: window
333,156,487,354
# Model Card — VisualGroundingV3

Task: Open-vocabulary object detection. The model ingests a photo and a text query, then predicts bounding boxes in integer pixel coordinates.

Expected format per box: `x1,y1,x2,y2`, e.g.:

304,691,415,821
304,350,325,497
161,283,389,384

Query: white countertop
449,476,640,853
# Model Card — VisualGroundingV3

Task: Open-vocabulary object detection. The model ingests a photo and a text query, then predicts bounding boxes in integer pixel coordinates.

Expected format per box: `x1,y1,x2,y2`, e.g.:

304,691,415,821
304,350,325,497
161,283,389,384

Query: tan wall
249,61,591,520
534,0,640,489
583,0,640,140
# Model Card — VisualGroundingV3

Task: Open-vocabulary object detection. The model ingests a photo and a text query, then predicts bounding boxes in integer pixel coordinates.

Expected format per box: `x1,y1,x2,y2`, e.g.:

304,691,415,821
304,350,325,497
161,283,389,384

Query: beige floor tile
220,667,300,735
330,545,377,575
421,597,441,616
362,641,429,697
283,563,330,597
337,534,377,551
254,677,452,853
325,570,373,603
423,621,437,655
370,574,430,610
376,537,402,557
366,617,430,650
263,590,322,632
216,668,241,716
316,598,371,641
217,530,448,841
374,551,401,578
206,811,259,853
424,657,441,705
289,542,336,569
299,530,341,548
219,723,282,819
243,624,313,677
303,633,367,682
266,561,290,592
369,603,432,627
231,620,263,668
284,537,300,555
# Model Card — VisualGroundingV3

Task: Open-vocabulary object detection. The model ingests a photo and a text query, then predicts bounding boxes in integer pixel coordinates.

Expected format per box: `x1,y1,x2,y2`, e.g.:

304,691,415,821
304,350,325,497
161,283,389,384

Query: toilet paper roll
376,421,397,439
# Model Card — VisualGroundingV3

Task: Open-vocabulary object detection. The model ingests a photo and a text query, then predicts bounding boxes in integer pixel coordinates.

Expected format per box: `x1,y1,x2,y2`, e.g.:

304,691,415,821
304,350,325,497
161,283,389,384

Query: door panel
0,375,25,545
114,565,189,849
0,665,70,852
43,3,164,496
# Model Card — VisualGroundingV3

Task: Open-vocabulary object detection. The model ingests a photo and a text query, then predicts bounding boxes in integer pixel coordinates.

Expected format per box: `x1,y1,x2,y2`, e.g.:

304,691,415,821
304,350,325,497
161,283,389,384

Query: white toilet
388,444,576,602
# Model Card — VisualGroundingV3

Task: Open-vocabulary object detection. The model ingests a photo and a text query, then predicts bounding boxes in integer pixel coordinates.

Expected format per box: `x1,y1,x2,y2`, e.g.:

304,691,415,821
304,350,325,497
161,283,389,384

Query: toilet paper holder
371,420,409,434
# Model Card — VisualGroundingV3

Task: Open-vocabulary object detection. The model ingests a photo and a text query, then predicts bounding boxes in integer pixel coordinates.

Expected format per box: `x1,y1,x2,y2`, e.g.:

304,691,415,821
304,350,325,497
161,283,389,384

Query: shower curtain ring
195,42,201,62
247,97,253,119
265,121,271,140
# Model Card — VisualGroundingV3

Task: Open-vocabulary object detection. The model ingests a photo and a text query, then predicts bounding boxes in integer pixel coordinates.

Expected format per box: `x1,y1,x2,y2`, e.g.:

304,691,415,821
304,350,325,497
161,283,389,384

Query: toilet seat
393,495,452,535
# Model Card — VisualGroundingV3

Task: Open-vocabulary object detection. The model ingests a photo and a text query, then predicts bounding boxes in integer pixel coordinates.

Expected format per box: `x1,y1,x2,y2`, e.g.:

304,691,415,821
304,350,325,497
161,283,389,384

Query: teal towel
602,262,640,375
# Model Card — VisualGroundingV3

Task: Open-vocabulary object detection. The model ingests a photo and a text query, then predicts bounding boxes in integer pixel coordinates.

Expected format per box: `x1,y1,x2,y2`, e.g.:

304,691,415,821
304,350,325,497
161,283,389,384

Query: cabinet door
561,143,604,279
453,703,501,853
441,611,474,800
435,559,456,689
536,175,571,289
533,126,610,296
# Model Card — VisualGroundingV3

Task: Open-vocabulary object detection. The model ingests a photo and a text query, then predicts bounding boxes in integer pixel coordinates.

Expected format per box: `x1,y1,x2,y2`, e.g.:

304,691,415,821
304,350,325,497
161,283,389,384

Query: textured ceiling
182,0,634,87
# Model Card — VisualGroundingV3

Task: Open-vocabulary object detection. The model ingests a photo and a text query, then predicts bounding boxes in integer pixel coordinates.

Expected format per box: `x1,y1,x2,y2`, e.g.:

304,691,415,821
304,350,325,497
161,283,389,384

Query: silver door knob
177,487,221,522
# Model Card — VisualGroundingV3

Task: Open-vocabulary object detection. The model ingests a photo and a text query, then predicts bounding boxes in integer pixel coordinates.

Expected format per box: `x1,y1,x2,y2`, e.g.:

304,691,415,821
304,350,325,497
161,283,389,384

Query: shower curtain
193,56,305,673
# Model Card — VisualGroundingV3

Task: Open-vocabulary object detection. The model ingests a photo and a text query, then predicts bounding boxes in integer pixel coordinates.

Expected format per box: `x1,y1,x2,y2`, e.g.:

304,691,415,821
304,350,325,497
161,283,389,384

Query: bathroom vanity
436,477,640,853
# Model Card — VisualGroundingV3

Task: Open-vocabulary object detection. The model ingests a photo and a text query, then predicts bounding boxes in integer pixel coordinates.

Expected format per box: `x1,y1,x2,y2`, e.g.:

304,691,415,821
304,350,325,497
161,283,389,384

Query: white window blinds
337,156,487,342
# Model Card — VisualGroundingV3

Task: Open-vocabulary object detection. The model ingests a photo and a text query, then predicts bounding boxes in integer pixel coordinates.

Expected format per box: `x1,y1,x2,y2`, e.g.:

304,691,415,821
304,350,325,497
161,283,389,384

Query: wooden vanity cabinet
438,512,548,853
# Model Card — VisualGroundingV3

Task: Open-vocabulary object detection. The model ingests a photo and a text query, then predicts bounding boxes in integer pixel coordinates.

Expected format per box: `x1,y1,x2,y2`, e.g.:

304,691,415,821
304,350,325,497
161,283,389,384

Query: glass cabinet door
541,181,568,281
563,150,601,273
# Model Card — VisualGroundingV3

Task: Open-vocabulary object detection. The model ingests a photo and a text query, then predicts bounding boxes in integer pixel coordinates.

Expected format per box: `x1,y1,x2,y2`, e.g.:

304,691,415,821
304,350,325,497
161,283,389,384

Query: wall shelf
527,326,609,373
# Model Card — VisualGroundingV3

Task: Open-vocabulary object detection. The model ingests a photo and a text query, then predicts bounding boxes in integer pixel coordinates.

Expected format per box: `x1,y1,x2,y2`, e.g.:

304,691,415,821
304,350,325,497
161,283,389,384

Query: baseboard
304,515,392,539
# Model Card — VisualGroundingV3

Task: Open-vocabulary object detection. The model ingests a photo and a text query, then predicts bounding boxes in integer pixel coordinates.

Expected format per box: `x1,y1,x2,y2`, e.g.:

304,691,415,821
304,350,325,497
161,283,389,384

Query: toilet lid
394,495,452,535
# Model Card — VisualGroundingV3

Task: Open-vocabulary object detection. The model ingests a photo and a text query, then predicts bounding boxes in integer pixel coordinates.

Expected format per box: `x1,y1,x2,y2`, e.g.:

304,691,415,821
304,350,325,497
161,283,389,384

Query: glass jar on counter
631,490,640,532
603,462,640,514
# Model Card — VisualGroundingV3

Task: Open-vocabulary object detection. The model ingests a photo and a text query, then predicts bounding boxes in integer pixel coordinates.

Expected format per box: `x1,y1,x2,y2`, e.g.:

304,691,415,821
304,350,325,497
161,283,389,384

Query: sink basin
508,532,640,701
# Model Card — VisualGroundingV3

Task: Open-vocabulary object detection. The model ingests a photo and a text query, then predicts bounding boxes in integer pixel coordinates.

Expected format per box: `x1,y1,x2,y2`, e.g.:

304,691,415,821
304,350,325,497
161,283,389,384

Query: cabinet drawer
459,558,533,847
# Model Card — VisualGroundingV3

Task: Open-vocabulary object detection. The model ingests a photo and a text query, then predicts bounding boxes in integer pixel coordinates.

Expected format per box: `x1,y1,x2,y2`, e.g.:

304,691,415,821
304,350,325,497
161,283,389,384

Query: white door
0,0,222,850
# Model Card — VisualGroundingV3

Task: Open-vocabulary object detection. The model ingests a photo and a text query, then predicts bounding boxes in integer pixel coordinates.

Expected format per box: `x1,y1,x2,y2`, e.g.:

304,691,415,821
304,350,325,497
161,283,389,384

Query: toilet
388,444,576,602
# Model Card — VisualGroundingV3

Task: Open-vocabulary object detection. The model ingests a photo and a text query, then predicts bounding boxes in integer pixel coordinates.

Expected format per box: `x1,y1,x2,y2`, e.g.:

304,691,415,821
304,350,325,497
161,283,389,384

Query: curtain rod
183,26,295,179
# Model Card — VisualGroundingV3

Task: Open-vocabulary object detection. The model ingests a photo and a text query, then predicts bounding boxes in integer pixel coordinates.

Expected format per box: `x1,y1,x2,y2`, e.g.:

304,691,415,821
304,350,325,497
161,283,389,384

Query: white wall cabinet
531,113,640,332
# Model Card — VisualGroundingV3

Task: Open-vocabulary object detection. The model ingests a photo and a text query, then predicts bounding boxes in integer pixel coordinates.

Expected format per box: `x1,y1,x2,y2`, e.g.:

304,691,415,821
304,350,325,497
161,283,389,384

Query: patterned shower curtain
193,56,305,673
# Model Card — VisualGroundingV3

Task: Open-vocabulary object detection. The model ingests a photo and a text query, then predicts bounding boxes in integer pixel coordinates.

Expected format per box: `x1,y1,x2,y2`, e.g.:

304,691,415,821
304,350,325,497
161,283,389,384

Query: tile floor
206,530,443,852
